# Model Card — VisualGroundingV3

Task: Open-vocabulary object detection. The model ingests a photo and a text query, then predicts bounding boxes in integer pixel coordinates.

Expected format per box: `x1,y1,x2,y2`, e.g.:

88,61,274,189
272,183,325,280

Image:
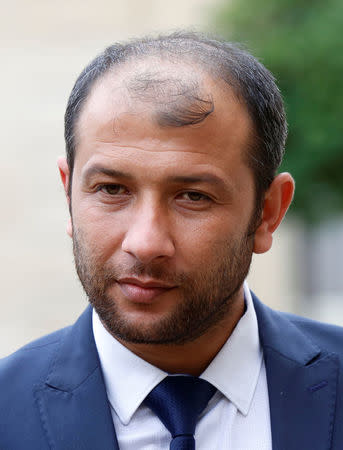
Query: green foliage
214,0,343,223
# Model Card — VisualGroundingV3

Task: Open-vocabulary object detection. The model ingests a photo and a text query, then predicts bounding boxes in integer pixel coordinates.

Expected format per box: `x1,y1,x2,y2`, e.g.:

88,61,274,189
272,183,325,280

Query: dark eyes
98,184,128,195
178,192,211,202
97,185,211,203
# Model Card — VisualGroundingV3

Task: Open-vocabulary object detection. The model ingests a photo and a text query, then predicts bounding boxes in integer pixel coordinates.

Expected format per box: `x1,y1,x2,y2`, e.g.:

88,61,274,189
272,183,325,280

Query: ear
57,156,73,238
253,172,295,254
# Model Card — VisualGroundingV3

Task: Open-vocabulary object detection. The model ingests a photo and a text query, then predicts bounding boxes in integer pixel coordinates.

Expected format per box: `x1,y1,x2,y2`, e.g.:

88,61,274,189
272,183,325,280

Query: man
1,32,342,449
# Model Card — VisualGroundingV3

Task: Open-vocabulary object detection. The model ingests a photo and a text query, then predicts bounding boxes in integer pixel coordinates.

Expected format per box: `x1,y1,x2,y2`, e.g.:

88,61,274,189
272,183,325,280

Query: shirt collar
200,282,263,415
93,311,166,425
93,281,262,424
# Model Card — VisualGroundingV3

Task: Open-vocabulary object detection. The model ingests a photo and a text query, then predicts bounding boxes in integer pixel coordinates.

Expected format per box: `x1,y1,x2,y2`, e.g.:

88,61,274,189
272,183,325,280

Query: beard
72,224,255,346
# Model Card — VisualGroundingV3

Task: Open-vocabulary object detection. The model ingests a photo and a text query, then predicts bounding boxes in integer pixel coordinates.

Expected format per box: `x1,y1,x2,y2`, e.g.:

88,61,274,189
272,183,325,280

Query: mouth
117,277,176,303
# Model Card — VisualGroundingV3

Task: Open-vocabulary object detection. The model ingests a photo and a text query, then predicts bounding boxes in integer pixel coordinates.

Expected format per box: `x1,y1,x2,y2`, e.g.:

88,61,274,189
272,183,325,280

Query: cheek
175,217,234,265
72,203,127,261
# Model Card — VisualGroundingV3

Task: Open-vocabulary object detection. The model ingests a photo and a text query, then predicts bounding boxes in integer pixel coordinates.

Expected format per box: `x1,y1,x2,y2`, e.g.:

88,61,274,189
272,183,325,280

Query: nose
121,201,175,265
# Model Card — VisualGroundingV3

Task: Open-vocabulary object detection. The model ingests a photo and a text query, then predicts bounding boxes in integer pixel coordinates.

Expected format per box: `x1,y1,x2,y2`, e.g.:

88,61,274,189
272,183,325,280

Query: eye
98,184,128,195
180,191,211,202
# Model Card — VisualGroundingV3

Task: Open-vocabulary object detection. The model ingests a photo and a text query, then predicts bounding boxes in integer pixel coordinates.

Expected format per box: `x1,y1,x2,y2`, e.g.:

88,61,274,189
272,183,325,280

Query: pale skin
58,63,294,376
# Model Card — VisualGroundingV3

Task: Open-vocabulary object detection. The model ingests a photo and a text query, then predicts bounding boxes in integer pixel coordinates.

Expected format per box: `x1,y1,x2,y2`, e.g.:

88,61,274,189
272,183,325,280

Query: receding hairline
65,32,286,205
73,55,247,150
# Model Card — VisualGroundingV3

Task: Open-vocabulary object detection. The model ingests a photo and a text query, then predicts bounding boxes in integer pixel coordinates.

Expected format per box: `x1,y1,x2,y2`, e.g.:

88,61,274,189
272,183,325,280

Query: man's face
67,66,259,345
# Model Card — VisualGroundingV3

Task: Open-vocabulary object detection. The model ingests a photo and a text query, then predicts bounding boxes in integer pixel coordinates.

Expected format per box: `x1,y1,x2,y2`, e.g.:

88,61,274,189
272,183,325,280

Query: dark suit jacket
1,293,343,449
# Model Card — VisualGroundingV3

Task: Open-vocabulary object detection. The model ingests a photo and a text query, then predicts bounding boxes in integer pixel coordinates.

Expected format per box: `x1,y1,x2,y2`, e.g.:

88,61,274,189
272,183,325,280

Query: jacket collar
36,297,338,450
253,293,338,450
45,306,99,391
253,293,320,364
36,306,119,450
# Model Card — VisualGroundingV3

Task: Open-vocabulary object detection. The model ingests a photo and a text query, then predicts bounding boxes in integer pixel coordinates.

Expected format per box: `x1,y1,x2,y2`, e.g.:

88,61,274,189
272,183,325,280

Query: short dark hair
65,31,287,205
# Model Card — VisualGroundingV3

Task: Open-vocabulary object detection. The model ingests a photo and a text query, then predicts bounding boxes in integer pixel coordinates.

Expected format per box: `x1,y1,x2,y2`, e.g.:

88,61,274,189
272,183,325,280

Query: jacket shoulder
0,326,72,447
252,292,343,364
0,326,70,395
282,311,343,354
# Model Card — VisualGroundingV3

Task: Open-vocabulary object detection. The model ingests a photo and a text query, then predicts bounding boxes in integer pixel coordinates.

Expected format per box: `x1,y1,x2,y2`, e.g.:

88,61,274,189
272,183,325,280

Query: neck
117,288,245,376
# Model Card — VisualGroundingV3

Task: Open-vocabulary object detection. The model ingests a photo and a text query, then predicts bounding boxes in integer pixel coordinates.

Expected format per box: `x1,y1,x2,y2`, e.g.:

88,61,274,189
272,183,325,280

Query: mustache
101,261,187,285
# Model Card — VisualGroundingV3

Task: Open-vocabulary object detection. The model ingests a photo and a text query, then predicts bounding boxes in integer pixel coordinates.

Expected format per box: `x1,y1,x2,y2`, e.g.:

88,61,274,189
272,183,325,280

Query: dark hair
64,31,287,205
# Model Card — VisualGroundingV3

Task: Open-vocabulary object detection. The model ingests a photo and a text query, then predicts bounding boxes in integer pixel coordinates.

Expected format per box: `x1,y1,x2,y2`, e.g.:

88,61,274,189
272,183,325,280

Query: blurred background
1,0,342,356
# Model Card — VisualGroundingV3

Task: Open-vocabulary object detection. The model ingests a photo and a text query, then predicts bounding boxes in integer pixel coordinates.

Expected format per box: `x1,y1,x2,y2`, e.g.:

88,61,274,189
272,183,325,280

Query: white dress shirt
93,282,272,449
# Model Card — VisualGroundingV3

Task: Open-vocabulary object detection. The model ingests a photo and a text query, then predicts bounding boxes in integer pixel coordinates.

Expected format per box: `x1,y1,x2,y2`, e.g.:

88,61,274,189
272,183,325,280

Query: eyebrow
82,165,232,193
165,174,233,193
82,166,134,183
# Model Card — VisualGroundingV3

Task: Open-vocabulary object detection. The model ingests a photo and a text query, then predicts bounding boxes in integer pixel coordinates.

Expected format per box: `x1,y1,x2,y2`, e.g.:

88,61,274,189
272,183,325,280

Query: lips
117,278,175,303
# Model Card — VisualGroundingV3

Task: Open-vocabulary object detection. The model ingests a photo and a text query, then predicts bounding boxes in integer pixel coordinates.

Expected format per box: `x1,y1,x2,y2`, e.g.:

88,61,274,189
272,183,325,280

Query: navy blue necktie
144,375,216,450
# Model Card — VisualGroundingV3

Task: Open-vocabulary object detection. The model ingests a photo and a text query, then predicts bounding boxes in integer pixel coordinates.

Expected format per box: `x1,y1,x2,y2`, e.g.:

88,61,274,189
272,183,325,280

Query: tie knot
144,376,216,438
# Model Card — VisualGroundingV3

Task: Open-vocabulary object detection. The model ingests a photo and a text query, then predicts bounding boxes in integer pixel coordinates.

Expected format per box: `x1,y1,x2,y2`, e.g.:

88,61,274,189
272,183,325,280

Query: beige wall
0,0,299,357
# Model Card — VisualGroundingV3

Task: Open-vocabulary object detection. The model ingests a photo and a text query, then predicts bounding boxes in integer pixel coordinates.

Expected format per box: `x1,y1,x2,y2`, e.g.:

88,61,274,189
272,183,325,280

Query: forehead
75,59,253,170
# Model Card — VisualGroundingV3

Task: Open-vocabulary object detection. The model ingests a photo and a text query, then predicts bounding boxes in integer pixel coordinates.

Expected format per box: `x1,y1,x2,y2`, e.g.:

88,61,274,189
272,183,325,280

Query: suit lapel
253,294,338,450
35,295,339,449
35,307,119,450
